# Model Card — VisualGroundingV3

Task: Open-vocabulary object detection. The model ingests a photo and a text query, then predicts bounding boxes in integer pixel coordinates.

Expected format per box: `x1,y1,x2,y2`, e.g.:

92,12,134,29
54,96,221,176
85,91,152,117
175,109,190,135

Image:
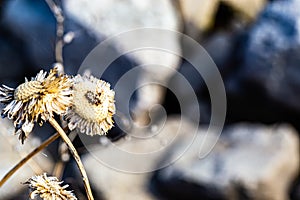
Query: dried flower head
25,173,77,200
64,74,115,136
0,67,73,143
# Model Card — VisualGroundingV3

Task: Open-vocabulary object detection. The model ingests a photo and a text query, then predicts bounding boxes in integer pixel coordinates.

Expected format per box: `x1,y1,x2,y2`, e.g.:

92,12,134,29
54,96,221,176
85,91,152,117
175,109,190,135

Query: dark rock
240,0,300,112
164,30,243,124
1,0,98,75
223,0,300,130
0,28,27,85
290,179,300,200
151,123,299,200
204,32,237,73
2,0,56,71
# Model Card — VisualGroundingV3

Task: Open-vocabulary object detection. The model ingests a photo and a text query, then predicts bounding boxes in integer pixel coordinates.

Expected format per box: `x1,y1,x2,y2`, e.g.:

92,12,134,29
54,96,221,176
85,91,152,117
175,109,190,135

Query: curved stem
49,118,94,200
0,132,60,187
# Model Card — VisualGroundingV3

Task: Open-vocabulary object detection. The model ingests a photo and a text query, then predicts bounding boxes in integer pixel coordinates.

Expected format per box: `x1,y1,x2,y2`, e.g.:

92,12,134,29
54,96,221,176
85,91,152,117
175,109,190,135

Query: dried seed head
25,173,77,200
64,74,115,136
14,81,43,101
0,67,73,143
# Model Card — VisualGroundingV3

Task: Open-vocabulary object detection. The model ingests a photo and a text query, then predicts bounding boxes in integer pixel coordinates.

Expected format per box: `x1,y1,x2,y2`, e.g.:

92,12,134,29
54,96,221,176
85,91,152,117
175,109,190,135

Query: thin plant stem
49,117,94,200
53,131,77,179
52,160,65,179
0,132,60,187
45,0,65,74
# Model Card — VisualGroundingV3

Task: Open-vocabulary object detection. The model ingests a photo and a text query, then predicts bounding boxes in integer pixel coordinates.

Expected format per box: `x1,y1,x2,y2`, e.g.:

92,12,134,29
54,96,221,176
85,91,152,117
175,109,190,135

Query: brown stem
0,132,60,187
49,117,94,200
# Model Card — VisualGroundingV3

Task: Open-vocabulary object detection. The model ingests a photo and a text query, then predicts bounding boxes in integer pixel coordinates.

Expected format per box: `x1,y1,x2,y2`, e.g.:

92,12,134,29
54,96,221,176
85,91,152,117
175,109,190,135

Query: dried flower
25,173,77,200
64,74,115,136
0,67,73,143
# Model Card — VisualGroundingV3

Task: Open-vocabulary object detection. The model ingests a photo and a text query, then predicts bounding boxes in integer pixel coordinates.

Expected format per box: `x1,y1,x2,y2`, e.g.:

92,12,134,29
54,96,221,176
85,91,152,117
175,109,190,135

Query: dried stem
52,160,65,179
49,117,94,200
45,0,65,74
0,132,60,187
53,131,77,179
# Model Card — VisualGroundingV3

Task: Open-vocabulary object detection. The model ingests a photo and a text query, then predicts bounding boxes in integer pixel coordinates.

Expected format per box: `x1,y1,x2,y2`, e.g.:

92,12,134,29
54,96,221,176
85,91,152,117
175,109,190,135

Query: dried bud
64,74,115,136
0,67,73,143
25,173,77,200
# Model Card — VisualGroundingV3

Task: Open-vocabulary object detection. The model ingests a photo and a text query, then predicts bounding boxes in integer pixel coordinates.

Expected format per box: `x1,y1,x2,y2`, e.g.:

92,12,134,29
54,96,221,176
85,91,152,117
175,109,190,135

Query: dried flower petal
64,74,115,136
0,67,73,143
25,173,77,200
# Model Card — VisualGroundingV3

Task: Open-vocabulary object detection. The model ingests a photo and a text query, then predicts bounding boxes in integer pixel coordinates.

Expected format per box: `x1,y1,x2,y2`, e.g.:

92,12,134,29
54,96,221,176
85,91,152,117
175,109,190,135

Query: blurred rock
82,116,198,200
240,0,300,112
204,32,237,72
0,29,26,85
179,0,266,35
64,0,182,125
64,0,181,39
2,0,54,70
291,179,300,200
223,0,267,19
2,0,98,75
179,0,219,33
152,123,299,200
0,119,54,199
164,30,241,124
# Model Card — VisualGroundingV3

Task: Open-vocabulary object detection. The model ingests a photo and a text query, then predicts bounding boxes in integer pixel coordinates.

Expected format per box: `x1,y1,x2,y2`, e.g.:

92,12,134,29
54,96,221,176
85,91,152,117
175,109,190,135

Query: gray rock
64,0,182,125
152,123,299,200
64,0,181,40
82,116,199,200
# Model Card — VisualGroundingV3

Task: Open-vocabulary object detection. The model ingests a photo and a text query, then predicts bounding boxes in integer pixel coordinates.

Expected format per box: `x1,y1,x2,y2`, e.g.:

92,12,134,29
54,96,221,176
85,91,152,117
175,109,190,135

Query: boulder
152,123,299,200
82,116,199,200
64,0,182,125
2,0,98,75
240,0,300,112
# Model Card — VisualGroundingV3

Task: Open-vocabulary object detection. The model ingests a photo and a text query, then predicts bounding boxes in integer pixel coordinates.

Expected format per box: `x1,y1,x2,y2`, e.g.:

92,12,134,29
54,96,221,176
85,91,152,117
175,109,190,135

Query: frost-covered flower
0,67,73,143
25,173,77,200
64,74,115,136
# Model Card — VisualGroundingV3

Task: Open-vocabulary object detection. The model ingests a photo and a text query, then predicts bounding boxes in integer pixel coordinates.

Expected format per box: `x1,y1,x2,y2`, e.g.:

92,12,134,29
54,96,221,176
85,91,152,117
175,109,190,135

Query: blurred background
1,0,300,199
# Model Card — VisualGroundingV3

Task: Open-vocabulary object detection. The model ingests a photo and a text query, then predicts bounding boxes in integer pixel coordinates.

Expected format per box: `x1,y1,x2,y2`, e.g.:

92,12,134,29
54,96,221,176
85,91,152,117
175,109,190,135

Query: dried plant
0,67,97,200
64,74,115,136
0,67,72,143
0,1,117,200
25,173,77,200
